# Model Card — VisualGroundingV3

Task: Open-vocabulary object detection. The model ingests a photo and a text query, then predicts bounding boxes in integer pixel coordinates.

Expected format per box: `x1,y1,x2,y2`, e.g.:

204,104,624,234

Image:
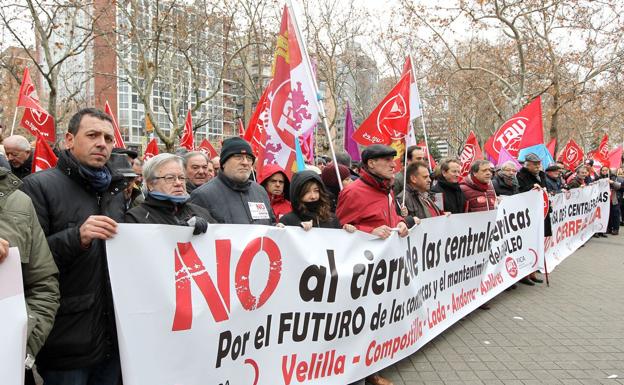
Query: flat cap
545,164,561,172
523,152,541,163
361,144,397,164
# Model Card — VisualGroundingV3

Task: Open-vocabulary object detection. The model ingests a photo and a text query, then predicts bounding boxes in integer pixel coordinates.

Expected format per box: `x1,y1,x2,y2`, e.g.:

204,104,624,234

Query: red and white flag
459,131,483,180
105,101,126,148
594,134,609,163
403,56,422,120
260,5,319,176
179,110,194,150
546,138,556,158
17,68,45,112
557,139,584,171
352,71,411,146
20,108,55,143
31,135,58,173
485,96,543,162
16,68,55,142
198,139,218,159
144,138,159,161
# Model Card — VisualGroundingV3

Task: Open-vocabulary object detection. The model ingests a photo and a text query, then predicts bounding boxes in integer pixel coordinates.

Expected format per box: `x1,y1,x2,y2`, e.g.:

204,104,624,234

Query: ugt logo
172,238,282,331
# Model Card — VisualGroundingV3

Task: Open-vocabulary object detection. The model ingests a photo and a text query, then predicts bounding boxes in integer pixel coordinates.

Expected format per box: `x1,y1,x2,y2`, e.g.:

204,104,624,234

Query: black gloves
187,216,208,235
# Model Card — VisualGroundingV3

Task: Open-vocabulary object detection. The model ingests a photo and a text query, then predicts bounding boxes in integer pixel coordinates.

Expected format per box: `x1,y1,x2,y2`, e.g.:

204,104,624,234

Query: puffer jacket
190,172,275,225
0,168,59,357
258,164,292,220
336,168,404,233
279,170,341,229
460,174,497,212
125,194,216,225
20,150,127,370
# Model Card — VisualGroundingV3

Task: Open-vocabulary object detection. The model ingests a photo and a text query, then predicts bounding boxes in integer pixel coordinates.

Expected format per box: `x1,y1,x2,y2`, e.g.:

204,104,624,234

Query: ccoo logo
505,257,518,278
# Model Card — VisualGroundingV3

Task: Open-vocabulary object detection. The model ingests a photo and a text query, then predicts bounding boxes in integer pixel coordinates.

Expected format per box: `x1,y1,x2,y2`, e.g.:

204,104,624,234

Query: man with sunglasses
190,137,275,225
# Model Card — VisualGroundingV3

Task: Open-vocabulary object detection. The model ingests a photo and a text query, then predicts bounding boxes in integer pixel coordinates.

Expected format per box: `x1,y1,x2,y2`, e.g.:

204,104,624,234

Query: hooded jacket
20,150,127,370
431,176,466,214
0,167,59,357
336,168,404,233
258,164,292,220
279,170,341,228
460,174,497,212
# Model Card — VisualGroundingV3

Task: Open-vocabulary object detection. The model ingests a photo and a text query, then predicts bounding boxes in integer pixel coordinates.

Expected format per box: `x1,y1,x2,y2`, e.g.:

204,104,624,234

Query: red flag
143,138,159,161
485,96,543,162
546,138,556,158
595,134,609,163
179,110,194,150
105,101,126,149
557,139,584,171
353,71,411,146
31,135,58,173
608,146,623,169
237,118,245,137
20,108,55,143
245,85,271,176
198,139,218,159
17,68,45,112
459,131,483,180
416,141,437,169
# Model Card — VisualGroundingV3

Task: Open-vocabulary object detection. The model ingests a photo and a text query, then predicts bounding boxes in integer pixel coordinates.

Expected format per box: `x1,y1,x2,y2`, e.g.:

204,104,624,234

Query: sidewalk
380,234,624,385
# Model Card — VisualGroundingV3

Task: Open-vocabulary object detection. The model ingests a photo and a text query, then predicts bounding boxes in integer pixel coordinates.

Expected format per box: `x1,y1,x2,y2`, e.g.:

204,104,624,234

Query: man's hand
371,225,392,239
412,216,421,225
0,238,9,263
400,205,408,217
532,183,542,190
397,222,409,238
444,211,452,217
301,220,313,231
79,216,118,248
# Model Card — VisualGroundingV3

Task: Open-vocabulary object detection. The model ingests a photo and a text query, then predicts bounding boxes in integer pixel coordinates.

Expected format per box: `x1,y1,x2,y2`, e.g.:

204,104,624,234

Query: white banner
0,248,27,385
543,179,610,273
107,190,543,385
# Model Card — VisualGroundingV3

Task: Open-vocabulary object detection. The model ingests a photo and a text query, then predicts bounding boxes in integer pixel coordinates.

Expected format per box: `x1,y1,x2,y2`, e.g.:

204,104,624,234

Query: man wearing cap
545,164,565,194
20,108,127,385
516,152,550,285
190,137,275,225
336,144,407,385
109,154,142,209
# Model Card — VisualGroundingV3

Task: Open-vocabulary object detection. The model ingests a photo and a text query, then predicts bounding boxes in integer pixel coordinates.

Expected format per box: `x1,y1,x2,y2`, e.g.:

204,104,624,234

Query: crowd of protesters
1,107,623,385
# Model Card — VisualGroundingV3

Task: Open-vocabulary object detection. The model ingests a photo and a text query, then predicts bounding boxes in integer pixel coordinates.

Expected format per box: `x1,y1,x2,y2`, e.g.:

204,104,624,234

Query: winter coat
190,172,275,225
430,177,466,214
125,194,216,225
396,184,443,219
20,150,127,370
279,170,341,229
492,173,519,196
460,174,497,212
258,164,292,220
545,175,564,194
11,153,33,179
515,167,553,237
336,168,404,233
0,167,59,357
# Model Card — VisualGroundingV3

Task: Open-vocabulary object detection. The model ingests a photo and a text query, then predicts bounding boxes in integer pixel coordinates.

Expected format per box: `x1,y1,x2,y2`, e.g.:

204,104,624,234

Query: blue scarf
78,164,112,192
149,191,189,204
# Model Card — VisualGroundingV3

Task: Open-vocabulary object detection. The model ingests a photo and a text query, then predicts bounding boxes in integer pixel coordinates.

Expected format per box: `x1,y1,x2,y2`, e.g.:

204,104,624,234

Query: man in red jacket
460,160,497,212
337,144,408,385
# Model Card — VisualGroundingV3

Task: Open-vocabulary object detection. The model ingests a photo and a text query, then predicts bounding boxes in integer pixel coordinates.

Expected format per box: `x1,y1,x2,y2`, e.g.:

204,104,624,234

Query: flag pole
286,0,343,190
10,107,19,136
410,54,432,173
401,140,408,207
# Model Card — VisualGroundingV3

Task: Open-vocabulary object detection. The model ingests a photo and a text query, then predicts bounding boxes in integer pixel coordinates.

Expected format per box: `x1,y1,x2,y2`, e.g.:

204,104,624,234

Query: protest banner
0,248,28,385
543,179,610,273
107,190,544,385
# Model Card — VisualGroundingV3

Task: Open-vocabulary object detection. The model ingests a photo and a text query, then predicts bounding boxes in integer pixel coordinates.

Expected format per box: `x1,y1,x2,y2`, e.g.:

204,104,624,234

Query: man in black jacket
3,134,33,179
191,137,275,225
21,108,126,385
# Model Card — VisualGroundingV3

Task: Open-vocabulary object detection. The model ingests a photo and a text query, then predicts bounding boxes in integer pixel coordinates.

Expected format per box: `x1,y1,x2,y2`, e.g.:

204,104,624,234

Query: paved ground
378,234,624,385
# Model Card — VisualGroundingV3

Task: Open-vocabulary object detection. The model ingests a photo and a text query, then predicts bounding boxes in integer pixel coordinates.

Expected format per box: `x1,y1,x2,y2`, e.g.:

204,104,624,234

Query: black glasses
154,174,186,184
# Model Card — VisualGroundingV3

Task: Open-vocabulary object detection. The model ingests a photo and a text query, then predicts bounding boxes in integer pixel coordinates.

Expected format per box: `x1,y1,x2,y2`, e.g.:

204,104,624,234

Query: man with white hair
3,134,33,179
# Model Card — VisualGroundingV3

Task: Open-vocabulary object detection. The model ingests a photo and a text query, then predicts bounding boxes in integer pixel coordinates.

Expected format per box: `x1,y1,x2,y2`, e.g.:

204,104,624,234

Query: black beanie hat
220,137,255,167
